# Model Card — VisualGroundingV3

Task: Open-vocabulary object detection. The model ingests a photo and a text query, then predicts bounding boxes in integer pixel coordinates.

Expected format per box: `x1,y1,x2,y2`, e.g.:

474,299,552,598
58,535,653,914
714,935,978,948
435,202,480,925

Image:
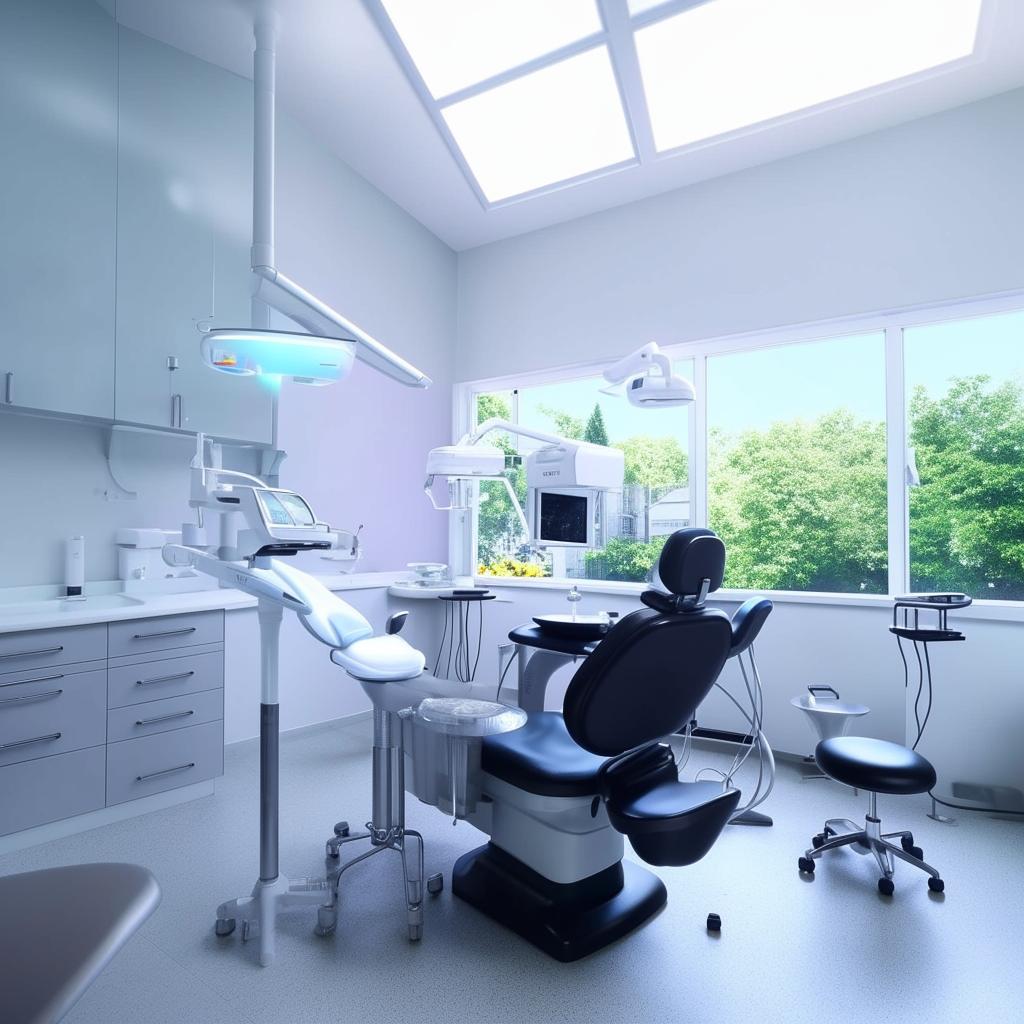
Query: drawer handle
0,645,64,662
136,670,195,687
0,731,62,751
0,688,64,706
135,709,195,727
131,627,197,640
136,761,195,782
0,673,64,690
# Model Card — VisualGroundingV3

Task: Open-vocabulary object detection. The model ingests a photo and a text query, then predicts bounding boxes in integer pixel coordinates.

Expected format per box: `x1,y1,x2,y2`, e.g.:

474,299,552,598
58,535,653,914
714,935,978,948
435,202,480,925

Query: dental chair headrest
641,528,725,613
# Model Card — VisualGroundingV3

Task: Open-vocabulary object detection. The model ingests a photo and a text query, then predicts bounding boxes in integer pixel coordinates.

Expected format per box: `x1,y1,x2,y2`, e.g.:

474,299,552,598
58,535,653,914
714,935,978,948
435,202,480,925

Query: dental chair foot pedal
452,843,666,963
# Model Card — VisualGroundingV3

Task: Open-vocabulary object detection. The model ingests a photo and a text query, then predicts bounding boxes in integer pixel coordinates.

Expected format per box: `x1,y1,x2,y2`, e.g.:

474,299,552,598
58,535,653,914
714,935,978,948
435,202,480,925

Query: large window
905,310,1024,600
465,298,1024,603
707,333,887,593
475,365,692,582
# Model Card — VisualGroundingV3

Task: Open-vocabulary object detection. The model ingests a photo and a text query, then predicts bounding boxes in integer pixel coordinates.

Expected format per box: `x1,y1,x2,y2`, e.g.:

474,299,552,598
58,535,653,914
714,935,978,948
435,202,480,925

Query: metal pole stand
928,795,955,824
319,707,441,941
212,601,335,966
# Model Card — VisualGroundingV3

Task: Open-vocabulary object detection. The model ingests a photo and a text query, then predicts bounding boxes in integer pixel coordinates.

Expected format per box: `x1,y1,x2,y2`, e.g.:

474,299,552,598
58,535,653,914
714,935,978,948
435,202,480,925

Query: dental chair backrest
563,528,732,757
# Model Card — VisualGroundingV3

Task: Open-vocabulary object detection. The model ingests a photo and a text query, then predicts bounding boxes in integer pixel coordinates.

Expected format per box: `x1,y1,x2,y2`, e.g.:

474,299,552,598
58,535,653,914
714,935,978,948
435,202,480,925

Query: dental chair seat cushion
482,712,608,797
815,736,937,795
606,780,741,866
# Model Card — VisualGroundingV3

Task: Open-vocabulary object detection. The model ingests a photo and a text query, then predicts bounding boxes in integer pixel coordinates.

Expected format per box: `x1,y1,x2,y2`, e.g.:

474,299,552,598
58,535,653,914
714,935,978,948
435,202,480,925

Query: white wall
457,88,1024,380
455,89,1024,813
0,27,455,588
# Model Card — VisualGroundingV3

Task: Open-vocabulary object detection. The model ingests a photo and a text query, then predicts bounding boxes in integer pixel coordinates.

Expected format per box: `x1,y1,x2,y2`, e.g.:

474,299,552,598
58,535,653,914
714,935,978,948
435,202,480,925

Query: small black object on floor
706,912,721,932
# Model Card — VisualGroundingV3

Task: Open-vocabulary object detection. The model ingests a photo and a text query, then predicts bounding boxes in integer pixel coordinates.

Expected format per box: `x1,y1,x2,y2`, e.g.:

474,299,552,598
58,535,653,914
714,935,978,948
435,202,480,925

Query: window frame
454,288,1024,616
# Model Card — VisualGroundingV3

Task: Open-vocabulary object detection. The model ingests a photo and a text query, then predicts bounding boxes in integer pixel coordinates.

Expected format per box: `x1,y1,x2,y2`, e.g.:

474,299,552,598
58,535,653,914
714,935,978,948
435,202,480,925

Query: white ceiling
112,0,1024,252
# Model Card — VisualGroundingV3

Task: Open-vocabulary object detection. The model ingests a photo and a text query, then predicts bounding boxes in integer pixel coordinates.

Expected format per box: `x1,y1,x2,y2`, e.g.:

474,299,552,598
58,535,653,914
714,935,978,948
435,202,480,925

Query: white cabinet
114,28,274,444
0,0,116,419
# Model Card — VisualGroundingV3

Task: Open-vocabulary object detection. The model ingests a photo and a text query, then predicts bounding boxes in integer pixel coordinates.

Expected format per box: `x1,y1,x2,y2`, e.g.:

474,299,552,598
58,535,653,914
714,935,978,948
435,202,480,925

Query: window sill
473,576,1024,622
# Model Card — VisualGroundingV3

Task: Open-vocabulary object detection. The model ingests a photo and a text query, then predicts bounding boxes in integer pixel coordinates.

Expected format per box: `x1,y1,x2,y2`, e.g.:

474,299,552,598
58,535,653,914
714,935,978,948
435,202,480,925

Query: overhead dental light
601,342,695,407
200,17,430,389
201,329,355,386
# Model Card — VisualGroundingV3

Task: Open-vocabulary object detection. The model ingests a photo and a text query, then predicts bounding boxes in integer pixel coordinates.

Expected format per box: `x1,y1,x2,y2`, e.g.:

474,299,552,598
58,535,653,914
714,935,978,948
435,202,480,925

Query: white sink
0,594,146,618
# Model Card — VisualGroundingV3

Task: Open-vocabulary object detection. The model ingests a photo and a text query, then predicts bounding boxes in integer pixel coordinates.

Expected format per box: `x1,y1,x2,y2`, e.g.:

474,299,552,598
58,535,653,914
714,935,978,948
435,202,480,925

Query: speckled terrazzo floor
1,716,1020,1024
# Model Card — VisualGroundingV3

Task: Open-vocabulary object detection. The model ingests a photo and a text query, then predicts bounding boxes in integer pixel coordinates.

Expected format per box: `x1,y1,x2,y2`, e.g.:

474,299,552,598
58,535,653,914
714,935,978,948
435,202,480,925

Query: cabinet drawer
108,611,223,658
0,624,106,675
107,650,223,708
0,668,106,767
106,719,223,805
107,688,222,743
0,746,105,837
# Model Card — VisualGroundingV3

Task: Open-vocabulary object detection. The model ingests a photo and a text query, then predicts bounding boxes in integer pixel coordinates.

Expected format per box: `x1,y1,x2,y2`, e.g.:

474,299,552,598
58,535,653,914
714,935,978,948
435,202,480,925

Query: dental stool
451,528,742,961
797,736,945,895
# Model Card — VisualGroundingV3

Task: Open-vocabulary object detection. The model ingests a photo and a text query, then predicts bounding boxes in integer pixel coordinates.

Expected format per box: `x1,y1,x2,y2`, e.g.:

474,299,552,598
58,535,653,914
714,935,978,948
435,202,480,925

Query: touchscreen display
278,491,316,526
539,491,589,545
257,491,293,526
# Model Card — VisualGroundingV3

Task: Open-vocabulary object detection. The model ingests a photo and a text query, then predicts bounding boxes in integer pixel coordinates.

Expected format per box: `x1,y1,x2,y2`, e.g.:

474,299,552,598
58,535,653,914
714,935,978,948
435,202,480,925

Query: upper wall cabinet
0,0,116,420
115,28,274,445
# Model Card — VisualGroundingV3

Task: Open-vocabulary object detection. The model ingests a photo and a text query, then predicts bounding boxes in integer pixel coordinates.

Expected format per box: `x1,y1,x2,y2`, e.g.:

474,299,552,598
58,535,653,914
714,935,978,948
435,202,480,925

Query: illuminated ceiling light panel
636,0,984,152
442,46,635,202
380,0,603,99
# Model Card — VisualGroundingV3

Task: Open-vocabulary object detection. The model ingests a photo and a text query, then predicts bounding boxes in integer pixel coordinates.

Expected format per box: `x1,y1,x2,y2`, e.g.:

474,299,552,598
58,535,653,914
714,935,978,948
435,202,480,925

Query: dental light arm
601,342,695,407
603,342,672,387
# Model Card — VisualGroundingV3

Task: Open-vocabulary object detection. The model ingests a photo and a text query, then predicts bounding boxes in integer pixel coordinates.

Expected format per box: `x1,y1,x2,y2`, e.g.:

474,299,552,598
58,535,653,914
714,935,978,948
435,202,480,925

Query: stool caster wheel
900,833,915,851
240,919,256,942
315,905,337,937
878,877,895,896
427,872,444,895
325,841,340,859
706,913,721,932
928,877,945,893
812,834,825,849
798,857,815,874
334,821,350,838
214,918,235,937
907,845,924,861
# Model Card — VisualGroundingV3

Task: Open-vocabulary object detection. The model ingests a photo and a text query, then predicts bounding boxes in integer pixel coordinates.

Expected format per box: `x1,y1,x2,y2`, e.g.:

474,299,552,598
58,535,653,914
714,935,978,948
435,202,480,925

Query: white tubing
252,17,277,272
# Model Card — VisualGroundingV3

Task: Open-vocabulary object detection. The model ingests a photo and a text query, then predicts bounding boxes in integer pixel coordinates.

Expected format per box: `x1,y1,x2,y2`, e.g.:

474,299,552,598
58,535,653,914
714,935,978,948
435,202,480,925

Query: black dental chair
452,528,742,961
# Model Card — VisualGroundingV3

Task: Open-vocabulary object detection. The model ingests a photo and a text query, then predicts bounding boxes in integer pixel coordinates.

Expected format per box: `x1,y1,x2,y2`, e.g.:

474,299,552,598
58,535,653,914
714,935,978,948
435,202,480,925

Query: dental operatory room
4,1,1024,1022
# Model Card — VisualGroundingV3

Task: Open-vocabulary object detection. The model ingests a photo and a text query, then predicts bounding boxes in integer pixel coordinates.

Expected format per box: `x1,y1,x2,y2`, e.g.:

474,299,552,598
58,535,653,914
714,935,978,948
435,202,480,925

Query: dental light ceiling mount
200,16,430,389
601,342,695,407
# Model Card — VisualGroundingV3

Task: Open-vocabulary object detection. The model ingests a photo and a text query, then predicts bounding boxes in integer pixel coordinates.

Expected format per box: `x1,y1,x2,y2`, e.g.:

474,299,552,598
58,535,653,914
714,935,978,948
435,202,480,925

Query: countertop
0,571,412,635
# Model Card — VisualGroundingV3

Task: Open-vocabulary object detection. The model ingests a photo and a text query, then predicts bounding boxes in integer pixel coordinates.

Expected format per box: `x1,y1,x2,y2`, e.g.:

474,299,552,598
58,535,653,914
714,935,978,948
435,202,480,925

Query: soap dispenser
65,536,85,600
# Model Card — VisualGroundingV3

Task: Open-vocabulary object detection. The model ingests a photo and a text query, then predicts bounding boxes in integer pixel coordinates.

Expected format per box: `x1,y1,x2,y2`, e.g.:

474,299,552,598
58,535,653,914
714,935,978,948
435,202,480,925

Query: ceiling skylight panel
441,46,635,203
380,0,604,99
635,0,984,152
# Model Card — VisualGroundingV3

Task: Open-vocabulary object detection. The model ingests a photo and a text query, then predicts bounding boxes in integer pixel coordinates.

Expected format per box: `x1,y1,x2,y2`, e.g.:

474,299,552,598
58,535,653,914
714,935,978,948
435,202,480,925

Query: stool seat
815,736,936,795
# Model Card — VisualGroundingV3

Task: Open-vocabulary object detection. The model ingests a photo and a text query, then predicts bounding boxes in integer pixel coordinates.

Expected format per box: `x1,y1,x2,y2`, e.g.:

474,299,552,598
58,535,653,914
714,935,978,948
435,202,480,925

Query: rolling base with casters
798,795,945,896
318,707,434,942
214,697,337,966
452,842,667,962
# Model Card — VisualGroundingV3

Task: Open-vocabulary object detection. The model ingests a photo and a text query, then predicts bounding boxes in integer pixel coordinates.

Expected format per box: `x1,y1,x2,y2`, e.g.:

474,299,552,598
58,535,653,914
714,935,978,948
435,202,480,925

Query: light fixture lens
200,329,356,386
442,46,634,202
380,0,602,98
636,0,983,152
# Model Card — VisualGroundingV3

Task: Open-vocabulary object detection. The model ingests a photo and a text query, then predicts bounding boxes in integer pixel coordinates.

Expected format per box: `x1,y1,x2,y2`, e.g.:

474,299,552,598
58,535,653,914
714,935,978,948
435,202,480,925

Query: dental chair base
453,845,666,963
436,716,740,962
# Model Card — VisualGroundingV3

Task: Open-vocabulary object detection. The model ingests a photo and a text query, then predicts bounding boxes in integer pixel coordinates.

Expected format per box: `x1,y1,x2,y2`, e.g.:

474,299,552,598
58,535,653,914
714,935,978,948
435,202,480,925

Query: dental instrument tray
532,613,612,640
